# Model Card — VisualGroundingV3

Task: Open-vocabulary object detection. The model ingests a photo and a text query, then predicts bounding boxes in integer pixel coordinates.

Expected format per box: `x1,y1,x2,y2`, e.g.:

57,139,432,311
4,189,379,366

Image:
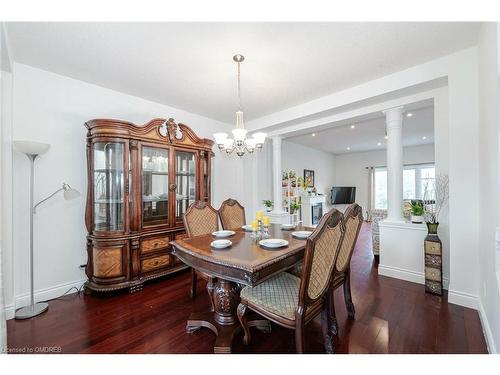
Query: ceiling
286,103,434,155
5,22,480,124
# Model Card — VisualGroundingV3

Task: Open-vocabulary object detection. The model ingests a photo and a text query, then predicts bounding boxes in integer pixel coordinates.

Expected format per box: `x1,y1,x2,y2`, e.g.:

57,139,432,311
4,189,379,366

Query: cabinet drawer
141,236,170,254
141,254,171,273
425,266,441,282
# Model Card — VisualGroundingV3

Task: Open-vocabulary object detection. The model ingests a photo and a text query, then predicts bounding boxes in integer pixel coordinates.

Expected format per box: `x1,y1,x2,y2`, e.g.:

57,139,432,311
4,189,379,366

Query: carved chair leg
207,277,216,312
237,303,251,345
321,304,335,354
190,268,197,299
343,270,355,319
295,318,305,354
329,289,338,336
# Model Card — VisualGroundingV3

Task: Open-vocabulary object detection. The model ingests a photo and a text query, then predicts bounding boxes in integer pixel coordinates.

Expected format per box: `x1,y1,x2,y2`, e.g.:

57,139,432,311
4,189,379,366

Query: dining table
170,223,312,353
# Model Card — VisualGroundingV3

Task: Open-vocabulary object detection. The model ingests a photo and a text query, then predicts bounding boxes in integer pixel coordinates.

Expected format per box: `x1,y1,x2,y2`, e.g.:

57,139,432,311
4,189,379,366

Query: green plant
410,201,424,216
289,201,300,214
262,199,273,209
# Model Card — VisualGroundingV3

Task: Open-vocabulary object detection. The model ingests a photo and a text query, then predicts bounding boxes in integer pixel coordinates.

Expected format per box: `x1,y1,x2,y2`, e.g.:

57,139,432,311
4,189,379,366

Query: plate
212,230,236,238
242,225,253,232
211,239,232,249
259,238,289,249
281,224,296,230
292,231,313,239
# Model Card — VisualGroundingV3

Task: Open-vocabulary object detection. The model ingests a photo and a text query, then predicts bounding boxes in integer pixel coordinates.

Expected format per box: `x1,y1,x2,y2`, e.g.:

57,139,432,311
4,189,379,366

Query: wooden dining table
170,224,311,353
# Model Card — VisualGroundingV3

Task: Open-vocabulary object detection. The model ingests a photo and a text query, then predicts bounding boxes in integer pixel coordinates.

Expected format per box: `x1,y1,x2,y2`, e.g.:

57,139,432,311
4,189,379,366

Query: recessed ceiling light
346,146,351,151
422,136,427,140
384,135,388,140
407,112,413,117
350,125,355,129
312,133,316,137
377,142,382,146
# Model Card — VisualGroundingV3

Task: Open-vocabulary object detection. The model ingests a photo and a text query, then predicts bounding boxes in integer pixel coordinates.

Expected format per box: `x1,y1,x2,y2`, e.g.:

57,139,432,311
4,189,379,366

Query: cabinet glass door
142,146,169,226
175,150,196,220
93,142,125,231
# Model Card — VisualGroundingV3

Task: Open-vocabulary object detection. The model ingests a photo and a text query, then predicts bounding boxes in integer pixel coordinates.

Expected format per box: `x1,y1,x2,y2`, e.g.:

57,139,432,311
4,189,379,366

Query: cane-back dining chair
218,198,246,230
329,203,363,335
237,208,345,353
183,201,219,311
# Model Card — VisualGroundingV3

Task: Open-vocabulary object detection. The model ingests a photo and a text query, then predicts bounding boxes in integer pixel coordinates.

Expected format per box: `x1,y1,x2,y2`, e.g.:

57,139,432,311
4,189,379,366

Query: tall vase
424,222,442,295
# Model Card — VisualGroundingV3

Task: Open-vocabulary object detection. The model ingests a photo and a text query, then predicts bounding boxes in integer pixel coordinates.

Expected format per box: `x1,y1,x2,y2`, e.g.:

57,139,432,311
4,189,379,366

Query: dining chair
237,208,345,353
183,200,219,311
329,203,363,336
218,198,246,230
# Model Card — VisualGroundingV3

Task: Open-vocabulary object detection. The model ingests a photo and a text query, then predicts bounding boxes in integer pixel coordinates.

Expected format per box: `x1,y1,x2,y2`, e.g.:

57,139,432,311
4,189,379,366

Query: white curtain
366,166,375,221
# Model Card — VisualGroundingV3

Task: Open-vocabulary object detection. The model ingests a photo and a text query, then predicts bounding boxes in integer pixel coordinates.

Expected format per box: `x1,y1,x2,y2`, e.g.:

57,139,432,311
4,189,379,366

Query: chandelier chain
237,60,242,112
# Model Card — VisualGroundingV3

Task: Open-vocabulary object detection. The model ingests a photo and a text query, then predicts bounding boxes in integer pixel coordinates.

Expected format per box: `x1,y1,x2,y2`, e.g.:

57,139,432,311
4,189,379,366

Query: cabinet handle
169,183,177,191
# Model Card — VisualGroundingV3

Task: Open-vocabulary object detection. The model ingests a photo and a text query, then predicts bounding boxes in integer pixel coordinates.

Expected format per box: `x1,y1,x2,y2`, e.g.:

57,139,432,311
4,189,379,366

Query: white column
383,106,404,222
271,136,283,213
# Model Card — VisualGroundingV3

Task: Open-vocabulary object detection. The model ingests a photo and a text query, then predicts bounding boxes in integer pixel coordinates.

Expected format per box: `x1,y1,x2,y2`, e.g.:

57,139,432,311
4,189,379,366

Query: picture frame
303,169,315,188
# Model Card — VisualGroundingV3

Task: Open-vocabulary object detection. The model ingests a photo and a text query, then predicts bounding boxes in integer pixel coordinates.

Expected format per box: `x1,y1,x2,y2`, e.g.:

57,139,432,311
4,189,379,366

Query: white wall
334,144,435,216
477,22,499,354
281,140,336,207
7,63,244,318
0,21,13,349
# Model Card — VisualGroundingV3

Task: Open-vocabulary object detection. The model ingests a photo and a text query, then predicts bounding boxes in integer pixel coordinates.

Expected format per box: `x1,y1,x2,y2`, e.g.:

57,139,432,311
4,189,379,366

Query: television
331,186,356,205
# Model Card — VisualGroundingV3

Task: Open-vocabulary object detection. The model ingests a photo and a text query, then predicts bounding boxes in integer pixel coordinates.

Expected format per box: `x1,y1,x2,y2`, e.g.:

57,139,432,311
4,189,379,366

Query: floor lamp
13,141,80,320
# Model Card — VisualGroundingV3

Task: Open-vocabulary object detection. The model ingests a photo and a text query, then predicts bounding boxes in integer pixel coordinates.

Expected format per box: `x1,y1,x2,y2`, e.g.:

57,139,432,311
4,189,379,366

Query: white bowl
212,230,236,238
211,239,232,249
292,231,313,239
259,238,289,249
242,225,253,232
281,224,296,230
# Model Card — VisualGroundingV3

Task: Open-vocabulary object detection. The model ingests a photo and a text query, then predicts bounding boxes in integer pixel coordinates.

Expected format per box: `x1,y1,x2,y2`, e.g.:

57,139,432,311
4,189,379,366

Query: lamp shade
213,133,228,145
252,132,267,145
62,183,80,200
14,140,51,156
232,128,247,142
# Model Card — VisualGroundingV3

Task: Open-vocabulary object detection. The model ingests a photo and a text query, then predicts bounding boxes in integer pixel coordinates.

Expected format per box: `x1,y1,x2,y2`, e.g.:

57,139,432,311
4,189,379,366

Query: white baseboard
478,299,497,354
447,289,479,310
378,264,450,290
4,278,86,320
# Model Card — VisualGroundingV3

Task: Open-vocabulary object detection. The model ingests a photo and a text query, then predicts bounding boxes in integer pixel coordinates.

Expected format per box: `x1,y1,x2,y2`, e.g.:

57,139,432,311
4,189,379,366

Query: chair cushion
240,272,300,321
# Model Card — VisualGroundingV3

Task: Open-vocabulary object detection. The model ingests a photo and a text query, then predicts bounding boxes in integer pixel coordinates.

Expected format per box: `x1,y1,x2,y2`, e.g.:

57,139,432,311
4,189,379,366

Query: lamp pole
15,152,49,319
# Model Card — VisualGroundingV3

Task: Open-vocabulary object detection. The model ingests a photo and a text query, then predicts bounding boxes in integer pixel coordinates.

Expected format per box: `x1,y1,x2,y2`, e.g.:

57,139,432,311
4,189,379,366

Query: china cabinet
84,118,214,293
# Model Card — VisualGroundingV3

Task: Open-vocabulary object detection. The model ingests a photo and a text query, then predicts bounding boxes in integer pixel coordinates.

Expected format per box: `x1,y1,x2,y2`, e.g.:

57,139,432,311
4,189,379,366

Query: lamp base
14,302,49,320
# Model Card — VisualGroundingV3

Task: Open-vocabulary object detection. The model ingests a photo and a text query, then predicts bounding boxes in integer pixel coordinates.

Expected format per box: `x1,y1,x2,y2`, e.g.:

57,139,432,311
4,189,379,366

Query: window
374,164,435,209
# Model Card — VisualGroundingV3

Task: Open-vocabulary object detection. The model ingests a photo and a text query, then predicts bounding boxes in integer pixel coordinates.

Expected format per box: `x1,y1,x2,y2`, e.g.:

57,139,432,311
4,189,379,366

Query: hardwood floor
7,222,488,354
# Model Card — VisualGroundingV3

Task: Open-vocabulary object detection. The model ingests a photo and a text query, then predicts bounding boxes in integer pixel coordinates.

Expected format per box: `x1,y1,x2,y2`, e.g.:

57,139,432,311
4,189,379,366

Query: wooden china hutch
84,118,214,293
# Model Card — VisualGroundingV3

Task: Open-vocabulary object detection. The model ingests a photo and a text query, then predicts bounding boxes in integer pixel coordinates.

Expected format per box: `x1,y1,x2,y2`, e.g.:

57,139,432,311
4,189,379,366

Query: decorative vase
265,207,272,212
411,214,424,224
424,222,442,295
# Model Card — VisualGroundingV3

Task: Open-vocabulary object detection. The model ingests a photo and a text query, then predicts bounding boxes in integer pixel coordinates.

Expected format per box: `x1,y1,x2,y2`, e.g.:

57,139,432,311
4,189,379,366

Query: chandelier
213,54,266,157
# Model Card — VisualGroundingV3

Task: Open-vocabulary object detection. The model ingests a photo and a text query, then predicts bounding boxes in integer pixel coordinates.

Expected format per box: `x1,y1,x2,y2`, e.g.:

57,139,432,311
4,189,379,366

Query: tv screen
331,186,356,205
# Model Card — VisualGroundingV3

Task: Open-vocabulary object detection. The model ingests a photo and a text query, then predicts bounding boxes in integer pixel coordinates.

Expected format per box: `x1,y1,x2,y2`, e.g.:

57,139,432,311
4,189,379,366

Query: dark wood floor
7,223,488,354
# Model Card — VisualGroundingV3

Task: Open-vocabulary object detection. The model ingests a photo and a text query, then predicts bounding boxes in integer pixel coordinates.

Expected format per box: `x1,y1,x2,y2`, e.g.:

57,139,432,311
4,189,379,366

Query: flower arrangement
424,173,449,224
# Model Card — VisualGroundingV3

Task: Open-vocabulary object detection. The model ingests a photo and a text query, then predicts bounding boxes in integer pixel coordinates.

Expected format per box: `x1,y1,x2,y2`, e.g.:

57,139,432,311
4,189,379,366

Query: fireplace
311,203,323,225
300,195,326,227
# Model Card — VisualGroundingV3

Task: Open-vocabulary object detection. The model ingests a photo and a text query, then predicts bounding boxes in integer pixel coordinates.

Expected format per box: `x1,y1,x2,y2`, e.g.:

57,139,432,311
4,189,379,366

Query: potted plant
262,199,273,212
410,200,425,223
289,201,300,215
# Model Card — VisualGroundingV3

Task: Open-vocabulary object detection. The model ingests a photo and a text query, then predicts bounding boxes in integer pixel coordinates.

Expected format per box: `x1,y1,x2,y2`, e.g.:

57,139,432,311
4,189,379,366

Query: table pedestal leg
186,278,271,353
